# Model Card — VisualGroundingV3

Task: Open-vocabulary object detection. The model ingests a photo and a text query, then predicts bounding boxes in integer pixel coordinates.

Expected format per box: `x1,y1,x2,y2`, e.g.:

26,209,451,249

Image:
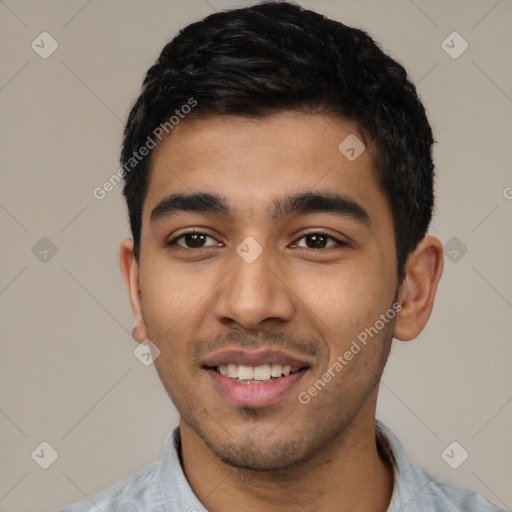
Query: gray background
0,1,511,511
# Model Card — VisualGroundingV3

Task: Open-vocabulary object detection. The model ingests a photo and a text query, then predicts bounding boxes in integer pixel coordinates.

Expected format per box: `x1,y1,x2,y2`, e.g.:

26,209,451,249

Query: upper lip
203,348,313,370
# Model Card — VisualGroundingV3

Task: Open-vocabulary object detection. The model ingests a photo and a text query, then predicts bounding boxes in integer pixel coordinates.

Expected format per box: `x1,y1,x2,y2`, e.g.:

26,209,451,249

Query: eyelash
167,230,347,251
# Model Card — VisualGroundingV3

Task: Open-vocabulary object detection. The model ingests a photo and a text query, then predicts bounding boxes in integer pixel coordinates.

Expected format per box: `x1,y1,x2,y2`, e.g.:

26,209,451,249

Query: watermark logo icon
31,441,58,469
31,32,59,59
236,236,263,264
441,32,468,59
441,441,468,469
32,237,58,263
338,134,365,161
443,236,468,263
133,339,160,366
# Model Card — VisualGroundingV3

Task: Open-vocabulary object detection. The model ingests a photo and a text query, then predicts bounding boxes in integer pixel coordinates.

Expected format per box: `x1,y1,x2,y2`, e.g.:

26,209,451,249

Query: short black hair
121,0,435,283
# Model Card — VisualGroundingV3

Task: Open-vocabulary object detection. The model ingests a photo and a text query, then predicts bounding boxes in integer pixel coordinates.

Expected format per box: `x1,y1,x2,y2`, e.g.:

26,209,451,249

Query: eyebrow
150,191,371,227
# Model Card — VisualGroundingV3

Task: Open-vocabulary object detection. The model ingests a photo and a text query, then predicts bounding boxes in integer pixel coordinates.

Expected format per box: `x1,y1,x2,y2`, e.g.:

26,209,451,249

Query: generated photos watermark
298,302,402,405
93,97,197,200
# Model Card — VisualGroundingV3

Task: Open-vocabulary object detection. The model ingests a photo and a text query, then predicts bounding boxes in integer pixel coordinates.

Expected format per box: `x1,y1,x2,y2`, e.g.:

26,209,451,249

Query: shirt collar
375,419,438,511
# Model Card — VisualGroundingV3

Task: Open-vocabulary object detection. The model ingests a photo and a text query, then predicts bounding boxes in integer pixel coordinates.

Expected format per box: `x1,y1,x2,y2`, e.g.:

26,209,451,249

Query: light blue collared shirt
59,420,504,511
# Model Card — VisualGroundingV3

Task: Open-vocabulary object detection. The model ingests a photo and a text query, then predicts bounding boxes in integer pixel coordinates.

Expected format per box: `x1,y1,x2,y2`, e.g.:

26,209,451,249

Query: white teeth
227,364,238,378
271,364,283,377
237,365,254,380
253,364,271,380
216,363,299,380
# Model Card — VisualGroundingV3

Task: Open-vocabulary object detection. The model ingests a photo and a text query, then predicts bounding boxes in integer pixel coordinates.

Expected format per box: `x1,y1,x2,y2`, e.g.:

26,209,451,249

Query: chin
205,432,313,472
217,449,302,472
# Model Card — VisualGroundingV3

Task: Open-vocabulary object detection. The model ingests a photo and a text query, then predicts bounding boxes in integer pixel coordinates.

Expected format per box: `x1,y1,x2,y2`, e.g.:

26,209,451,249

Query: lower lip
206,368,308,407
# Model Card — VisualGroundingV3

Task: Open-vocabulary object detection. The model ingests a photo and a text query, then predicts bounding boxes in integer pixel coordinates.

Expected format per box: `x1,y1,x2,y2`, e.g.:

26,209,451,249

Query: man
61,1,503,510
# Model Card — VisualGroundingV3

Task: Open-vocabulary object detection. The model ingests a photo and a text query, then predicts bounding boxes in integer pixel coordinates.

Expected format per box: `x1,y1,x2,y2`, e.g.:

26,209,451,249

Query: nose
214,244,295,330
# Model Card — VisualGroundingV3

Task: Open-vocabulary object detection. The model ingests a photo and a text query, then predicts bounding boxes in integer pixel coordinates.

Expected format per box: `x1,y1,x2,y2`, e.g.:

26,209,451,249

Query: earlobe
393,236,444,342
119,238,149,343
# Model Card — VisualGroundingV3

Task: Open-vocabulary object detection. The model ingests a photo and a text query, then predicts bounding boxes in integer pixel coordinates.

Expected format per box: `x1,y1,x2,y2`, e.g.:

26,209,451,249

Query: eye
167,231,346,251
292,232,346,250
168,231,220,249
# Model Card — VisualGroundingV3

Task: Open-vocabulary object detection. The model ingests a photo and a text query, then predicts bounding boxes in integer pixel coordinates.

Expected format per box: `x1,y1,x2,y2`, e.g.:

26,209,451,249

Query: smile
205,364,310,407
214,363,303,383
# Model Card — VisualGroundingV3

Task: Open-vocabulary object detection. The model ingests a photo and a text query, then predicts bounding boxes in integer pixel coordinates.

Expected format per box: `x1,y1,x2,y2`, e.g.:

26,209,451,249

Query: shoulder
376,420,505,512
403,460,505,511
58,427,207,512
58,461,160,512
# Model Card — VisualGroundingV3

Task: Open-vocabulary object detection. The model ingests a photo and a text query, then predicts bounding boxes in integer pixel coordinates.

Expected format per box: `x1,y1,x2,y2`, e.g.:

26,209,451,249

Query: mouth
202,349,313,407
207,362,307,384
204,363,310,407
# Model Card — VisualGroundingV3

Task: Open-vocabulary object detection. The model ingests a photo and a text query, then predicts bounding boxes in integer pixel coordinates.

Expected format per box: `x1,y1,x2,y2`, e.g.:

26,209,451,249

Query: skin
120,111,444,512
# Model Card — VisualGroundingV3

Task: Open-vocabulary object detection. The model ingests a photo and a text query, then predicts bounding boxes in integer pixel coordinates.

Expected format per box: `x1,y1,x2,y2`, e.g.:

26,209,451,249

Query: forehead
143,112,390,229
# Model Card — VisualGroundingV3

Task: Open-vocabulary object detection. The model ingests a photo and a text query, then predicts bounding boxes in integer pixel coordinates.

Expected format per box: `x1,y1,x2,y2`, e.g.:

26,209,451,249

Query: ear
393,235,444,341
119,238,148,343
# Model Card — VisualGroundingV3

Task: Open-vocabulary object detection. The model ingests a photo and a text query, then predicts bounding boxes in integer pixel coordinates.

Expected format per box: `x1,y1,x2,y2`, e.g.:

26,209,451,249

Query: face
127,111,400,471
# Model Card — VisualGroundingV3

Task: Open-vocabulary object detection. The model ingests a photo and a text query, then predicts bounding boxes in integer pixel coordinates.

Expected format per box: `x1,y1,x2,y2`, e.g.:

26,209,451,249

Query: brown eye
294,233,345,249
168,232,218,249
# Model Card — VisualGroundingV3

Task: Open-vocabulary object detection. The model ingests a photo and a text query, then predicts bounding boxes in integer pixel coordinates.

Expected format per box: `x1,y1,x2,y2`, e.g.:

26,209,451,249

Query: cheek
296,263,386,327
139,260,209,337
292,263,394,372
138,261,214,380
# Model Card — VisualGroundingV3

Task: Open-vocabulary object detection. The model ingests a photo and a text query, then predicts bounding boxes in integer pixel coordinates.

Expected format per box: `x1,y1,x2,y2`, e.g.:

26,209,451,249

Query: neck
179,400,394,512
